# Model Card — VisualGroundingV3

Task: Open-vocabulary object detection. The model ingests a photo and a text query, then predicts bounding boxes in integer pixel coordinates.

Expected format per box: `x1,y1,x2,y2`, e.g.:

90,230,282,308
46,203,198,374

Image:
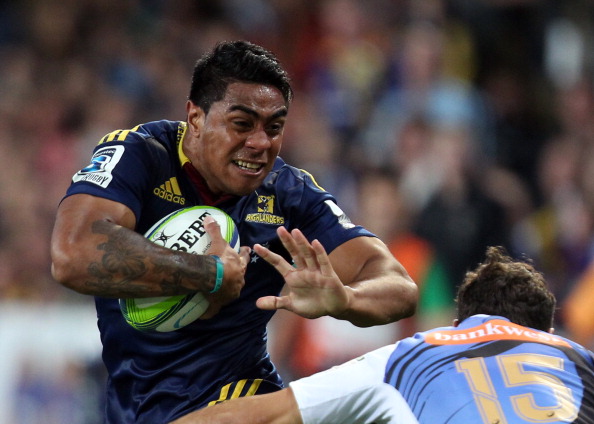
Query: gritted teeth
234,160,262,171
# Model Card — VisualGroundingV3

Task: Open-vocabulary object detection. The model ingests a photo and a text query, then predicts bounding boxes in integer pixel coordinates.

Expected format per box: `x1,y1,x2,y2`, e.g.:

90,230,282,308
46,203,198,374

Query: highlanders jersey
65,120,374,423
385,315,594,423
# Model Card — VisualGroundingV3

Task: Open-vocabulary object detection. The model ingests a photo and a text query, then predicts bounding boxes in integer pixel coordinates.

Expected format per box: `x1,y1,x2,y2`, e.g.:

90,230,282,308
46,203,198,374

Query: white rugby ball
119,206,240,332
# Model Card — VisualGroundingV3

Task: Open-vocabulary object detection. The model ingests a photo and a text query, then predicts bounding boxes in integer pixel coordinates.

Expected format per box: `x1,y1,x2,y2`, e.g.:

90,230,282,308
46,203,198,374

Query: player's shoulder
266,157,326,192
97,120,182,148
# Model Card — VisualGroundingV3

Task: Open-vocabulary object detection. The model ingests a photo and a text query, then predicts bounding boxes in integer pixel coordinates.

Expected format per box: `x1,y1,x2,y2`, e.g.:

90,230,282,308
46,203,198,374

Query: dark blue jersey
385,315,594,423
66,120,374,423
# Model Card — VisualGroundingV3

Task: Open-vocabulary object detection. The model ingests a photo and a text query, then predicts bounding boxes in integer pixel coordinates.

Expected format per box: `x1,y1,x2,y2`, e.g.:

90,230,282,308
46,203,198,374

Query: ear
186,100,205,137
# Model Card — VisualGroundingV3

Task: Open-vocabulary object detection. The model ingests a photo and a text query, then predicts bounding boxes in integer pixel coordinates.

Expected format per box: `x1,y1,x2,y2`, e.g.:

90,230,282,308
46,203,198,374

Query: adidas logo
153,177,186,205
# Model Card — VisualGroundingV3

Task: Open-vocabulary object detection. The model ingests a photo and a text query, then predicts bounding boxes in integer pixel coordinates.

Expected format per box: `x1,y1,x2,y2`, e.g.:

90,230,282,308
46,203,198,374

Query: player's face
185,82,288,196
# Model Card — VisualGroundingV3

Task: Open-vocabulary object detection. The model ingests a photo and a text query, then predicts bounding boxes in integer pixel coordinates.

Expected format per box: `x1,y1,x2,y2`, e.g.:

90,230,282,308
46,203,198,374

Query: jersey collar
177,121,191,167
177,121,236,206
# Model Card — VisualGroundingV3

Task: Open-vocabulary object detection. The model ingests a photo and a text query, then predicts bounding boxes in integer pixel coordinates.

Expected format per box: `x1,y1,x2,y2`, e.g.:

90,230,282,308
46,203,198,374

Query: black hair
188,40,293,114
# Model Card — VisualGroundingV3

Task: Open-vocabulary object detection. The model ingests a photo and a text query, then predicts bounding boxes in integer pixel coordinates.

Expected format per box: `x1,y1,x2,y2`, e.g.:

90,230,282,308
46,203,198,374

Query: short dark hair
456,246,556,331
188,40,293,114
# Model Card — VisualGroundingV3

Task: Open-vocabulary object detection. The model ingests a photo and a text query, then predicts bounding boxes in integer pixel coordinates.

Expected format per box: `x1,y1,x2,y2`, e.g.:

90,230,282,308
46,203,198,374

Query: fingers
292,230,317,270
311,239,333,276
253,243,295,277
254,227,329,276
204,217,252,262
277,227,328,271
276,226,306,268
239,246,251,271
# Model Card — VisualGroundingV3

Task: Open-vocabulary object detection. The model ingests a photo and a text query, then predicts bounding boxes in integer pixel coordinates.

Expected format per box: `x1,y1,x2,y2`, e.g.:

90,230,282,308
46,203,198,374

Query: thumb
204,216,226,253
256,296,288,311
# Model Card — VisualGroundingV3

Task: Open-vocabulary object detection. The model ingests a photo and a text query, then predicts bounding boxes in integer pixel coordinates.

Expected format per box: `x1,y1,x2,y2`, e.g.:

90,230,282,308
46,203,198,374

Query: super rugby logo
73,145,125,188
81,155,110,173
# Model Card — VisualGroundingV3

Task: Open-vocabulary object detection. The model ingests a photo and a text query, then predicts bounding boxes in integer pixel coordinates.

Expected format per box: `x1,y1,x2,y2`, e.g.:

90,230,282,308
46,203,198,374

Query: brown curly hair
456,246,556,331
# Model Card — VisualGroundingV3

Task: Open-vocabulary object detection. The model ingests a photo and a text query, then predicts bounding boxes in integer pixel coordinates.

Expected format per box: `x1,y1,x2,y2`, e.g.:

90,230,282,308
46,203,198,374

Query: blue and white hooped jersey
385,315,594,423
65,120,374,423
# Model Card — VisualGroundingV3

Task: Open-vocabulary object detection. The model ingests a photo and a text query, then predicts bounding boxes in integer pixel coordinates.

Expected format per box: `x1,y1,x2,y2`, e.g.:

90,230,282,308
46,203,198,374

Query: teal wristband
210,255,224,293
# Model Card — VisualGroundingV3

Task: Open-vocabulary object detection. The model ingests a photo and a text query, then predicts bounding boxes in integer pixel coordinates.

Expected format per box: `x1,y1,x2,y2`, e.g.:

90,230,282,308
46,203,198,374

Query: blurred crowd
3,0,594,419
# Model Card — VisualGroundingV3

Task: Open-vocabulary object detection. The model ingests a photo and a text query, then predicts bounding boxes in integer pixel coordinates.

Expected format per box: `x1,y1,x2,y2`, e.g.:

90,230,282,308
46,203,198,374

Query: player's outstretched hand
201,216,250,319
254,226,350,319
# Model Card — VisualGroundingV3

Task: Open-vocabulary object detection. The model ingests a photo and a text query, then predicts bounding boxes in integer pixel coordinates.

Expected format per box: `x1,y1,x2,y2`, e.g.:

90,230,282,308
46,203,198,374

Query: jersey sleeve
66,135,163,220
289,345,418,424
278,166,376,254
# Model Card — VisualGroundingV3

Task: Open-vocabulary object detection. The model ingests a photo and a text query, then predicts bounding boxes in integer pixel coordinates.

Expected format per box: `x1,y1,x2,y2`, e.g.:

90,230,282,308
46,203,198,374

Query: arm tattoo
86,220,215,298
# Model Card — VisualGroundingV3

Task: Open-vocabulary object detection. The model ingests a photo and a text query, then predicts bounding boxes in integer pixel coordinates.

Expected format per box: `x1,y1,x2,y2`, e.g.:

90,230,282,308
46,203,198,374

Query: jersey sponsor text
426,320,570,347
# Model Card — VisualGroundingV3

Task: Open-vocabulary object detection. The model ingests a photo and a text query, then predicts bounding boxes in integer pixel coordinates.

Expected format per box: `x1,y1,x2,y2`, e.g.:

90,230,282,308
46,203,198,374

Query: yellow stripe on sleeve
117,130,130,141
98,130,121,145
208,382,232,406
230,380,247,399
245,379,262,396
207,379,265,406
98,125,141,145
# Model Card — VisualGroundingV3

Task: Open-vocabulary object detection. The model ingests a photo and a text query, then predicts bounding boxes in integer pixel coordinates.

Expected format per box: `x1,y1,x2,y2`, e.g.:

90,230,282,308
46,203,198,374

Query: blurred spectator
280,93,360,217
481,65,554,199
564,261,594,350
304,0,393,159
360,17,494,169
529,138,594,339
511,76,594,318
355,167,454,331
15,359,91,424
412,124,510,286
389,115,442,211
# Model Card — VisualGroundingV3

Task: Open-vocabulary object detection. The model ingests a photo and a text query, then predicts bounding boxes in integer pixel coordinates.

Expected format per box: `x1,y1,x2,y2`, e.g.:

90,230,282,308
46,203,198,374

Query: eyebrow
228,105,288,120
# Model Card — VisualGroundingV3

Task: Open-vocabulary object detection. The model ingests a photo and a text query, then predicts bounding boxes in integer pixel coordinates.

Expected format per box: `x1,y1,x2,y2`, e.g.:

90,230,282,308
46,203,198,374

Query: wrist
209,255,224,293
328,285,354,320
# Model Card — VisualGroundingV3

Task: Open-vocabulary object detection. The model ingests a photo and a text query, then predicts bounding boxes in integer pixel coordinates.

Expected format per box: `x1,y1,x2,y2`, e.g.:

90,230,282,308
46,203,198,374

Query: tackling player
173,246,594,424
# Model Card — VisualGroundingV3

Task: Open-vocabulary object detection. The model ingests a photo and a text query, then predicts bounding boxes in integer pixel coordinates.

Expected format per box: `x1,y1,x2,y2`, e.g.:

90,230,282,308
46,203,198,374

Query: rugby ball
119,206,240,332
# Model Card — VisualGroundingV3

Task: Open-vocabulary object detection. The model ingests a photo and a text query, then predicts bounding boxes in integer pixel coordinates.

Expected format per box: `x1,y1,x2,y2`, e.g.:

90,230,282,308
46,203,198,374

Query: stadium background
2,0,594,422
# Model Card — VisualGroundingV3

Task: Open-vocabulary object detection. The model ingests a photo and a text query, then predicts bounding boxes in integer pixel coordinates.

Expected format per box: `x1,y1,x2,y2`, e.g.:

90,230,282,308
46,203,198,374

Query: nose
245,129,272,150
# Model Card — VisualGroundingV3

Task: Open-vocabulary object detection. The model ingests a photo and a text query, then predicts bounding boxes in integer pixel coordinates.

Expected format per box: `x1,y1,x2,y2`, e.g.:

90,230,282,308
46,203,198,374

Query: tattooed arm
50,194,248,311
